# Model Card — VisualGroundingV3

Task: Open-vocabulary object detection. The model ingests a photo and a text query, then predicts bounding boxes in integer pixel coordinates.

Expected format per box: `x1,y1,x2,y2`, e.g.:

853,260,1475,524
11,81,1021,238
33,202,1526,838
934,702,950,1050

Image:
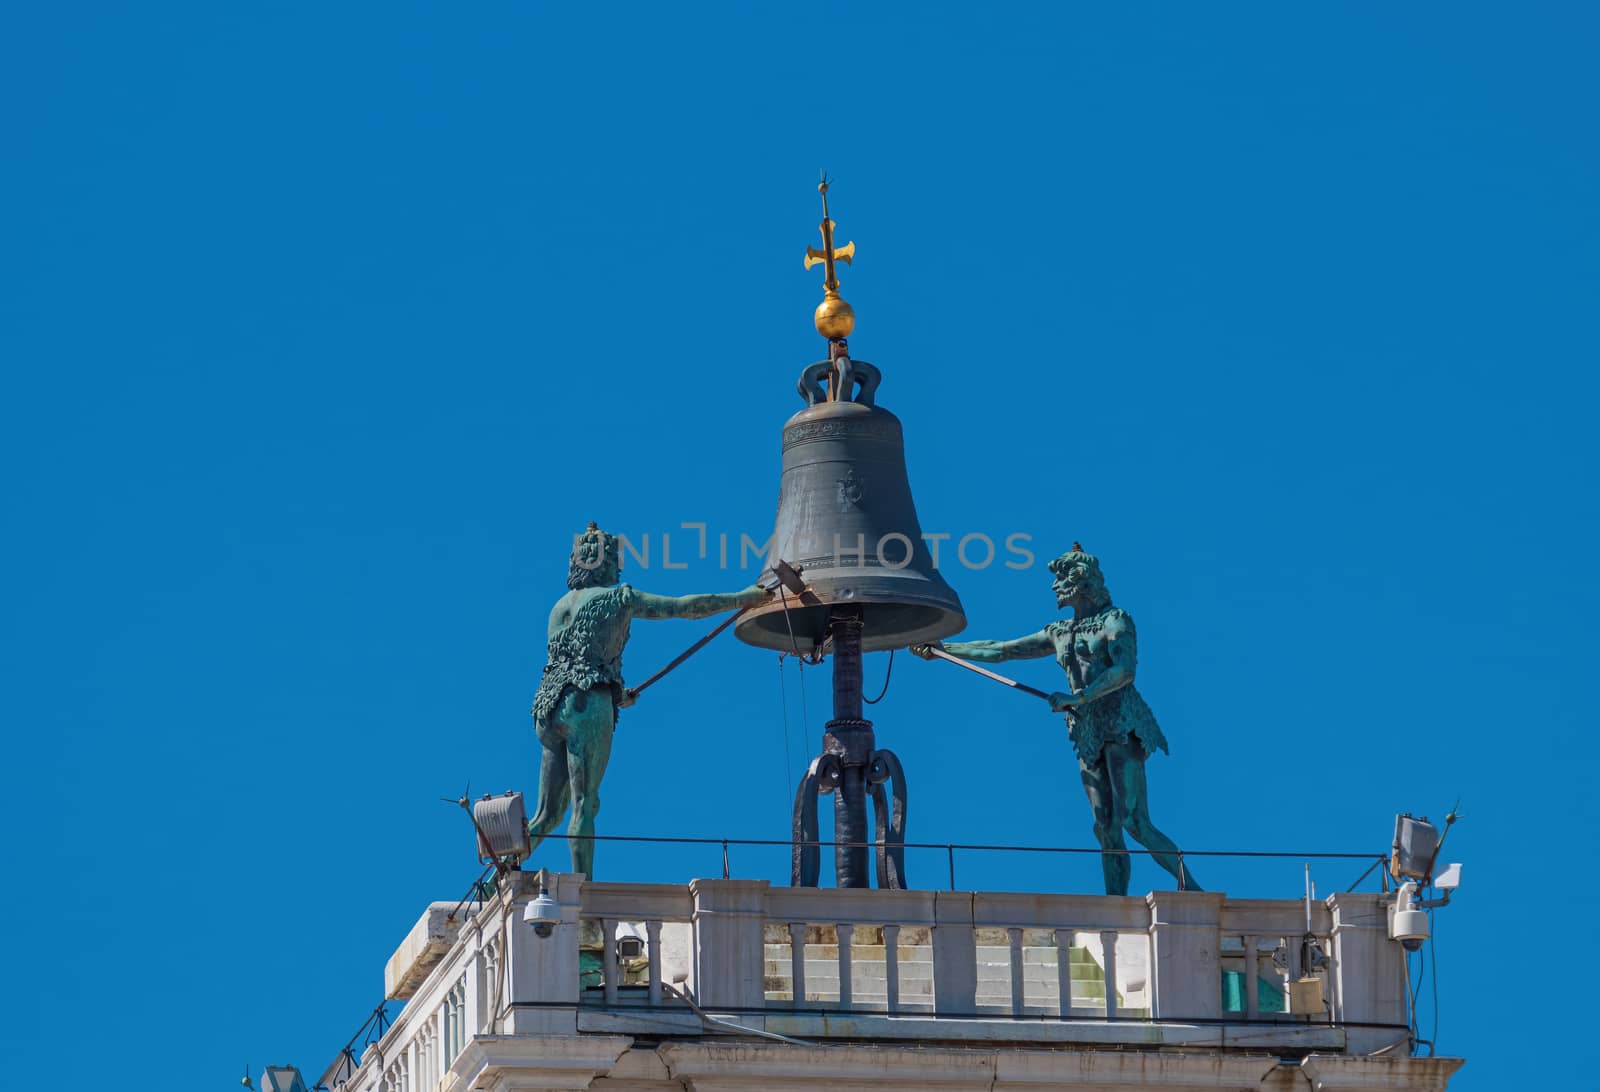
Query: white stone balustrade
328,876,1416,1092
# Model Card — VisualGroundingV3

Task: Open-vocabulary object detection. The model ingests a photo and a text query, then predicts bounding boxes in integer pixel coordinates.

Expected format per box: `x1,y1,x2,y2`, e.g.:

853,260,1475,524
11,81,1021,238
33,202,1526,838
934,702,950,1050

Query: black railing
533,832,1389,893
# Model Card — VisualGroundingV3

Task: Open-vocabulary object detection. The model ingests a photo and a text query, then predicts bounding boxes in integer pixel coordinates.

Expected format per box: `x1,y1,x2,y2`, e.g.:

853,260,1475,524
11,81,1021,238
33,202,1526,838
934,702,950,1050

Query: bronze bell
736,348,967,654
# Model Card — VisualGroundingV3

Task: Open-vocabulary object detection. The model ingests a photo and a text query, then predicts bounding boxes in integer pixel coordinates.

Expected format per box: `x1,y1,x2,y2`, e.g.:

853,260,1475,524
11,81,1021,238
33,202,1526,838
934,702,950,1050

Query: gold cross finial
804,174,856,340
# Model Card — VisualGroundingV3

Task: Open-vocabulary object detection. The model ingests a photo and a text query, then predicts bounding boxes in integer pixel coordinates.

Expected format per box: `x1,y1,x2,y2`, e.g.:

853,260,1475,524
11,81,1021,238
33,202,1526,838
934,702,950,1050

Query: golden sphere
814,295,855,339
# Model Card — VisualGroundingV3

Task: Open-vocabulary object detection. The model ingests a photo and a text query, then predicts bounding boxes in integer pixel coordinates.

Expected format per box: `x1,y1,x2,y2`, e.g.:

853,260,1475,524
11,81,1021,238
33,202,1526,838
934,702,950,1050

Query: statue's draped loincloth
1064,684,1167,765
532,584,631,732
1046,615,1169,764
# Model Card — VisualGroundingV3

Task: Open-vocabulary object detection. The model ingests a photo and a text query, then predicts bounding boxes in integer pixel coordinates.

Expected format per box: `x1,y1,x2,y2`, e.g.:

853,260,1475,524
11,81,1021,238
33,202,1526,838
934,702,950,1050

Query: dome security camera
523,892,561,938
1390,881,1429,951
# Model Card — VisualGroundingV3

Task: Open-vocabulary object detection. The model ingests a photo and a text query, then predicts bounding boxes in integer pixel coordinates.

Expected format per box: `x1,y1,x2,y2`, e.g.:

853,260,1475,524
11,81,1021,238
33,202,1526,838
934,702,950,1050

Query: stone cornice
447,1034,631,1092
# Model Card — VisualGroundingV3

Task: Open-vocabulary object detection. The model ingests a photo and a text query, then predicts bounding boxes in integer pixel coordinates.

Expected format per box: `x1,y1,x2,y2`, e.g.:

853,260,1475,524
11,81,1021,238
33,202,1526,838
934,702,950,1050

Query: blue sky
3,4,1595,1089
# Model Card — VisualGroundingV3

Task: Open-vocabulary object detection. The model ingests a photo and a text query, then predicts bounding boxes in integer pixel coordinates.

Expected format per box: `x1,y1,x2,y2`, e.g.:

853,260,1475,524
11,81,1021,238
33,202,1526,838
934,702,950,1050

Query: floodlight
473,791,532,866
1390,813,1438,882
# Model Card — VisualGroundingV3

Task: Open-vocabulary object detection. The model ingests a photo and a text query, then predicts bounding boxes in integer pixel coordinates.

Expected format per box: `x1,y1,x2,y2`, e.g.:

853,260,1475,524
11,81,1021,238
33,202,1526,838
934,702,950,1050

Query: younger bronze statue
915,545,1197,896
530,524,770,877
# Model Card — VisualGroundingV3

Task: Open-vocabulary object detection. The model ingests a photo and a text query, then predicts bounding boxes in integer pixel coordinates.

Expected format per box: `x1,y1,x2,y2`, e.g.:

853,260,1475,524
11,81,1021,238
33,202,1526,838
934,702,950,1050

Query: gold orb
814,295,855,339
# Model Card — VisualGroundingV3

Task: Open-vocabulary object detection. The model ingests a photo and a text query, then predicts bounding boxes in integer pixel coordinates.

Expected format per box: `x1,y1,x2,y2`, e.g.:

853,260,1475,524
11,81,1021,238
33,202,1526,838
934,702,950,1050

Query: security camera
523,892,560,938
1389,881,1429,951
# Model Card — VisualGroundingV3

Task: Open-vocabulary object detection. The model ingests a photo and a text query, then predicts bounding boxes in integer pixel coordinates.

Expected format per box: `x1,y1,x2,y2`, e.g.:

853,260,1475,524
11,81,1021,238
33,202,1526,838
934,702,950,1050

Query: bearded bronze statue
529,524,769,877
916,545,1197,896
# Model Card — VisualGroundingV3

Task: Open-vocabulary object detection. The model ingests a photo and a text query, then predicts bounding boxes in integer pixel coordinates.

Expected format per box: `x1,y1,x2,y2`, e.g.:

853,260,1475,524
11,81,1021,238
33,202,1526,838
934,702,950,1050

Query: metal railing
537,830,1388,892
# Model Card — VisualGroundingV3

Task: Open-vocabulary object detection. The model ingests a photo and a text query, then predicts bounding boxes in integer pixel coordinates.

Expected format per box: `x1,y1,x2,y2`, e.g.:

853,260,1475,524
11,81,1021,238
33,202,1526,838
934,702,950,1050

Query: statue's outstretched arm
629,585,769,621
932,628,1054,664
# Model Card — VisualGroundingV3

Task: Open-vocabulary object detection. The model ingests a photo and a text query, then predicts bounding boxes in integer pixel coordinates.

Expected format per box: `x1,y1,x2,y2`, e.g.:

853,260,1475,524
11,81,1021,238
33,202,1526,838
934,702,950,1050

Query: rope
863,648,895,704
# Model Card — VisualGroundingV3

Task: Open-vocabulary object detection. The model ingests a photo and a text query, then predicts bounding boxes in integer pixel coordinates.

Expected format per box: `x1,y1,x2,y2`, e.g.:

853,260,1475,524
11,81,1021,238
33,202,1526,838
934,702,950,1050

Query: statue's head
1048,543,1110,612
568,522,622,589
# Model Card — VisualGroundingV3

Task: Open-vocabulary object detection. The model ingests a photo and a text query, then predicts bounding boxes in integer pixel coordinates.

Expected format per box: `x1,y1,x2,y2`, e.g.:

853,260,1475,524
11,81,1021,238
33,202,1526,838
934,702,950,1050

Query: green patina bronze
916,546,1199,896
529,524,769,878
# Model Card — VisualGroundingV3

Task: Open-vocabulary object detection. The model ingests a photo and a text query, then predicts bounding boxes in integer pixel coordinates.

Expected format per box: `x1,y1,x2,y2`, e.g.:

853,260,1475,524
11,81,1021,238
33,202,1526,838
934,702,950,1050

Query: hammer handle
914,644,1056,702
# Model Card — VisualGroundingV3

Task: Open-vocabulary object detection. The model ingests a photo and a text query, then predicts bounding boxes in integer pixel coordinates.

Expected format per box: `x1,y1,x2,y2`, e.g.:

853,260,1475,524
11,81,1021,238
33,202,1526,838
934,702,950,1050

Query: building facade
320,871,1463,1092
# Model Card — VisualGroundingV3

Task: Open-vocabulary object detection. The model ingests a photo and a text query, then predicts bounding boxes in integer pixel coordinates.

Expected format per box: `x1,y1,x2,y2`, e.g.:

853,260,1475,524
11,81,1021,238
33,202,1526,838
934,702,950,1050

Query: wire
490,896,511,1032
1429,908,1440,1052
541,829,1385,858
778,586,804,658
1341,856,1385,893
777,654,794,790
1403,949,1417,1050
662,981,817,1046
798,658,812,754
777,585,814,753
863,648,895,705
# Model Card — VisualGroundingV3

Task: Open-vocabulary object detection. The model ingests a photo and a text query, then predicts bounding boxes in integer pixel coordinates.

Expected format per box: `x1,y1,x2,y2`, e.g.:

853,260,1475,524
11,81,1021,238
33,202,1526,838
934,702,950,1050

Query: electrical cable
777,585,814,752
863,648,894,705
798,658,812,754
1341,856,1385,893
777,654,794,791
662,981,817,1046
1429,908,1440,1053
778,585,804,658
1403,949,1418,1051
490,894,511,1032
545,830,1381,858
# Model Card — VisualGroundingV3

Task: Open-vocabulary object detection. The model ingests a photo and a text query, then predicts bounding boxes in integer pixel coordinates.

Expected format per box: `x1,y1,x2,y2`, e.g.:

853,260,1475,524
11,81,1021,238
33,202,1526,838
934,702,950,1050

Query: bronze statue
529,524,770,877
915,545,1198,895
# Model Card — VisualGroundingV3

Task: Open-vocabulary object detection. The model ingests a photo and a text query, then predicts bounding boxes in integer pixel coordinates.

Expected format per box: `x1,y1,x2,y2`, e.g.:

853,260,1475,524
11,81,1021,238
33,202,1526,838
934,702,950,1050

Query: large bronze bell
735,350,967,654
739,343,966,890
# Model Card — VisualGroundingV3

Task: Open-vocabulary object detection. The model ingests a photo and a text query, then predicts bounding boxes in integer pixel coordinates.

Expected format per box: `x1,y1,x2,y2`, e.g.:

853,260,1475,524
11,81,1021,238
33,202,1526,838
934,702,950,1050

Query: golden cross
803,178,855,293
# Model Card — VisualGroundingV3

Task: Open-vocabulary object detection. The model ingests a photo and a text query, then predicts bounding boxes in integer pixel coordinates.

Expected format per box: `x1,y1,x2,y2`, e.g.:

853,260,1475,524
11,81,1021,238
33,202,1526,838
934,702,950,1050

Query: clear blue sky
3,4,1594,1089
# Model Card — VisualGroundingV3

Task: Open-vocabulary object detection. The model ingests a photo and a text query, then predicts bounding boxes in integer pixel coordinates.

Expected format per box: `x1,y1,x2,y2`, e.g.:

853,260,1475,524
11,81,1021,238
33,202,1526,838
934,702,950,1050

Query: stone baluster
646,920,664,1007
1099,929,1120,1019
600,917,619,1007
1242,933,1261,1019
883,924,901,1013
1007,928,1025,1014
1053,928,1074,1016
787,923,808,1005
836,923,855,1008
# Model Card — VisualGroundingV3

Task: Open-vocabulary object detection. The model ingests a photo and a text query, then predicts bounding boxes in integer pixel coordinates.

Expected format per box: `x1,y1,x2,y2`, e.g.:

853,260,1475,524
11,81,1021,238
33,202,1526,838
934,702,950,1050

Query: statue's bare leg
527,722,571,858
1105,740,1200,891
1078,753,1131,896
562,686,617,879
